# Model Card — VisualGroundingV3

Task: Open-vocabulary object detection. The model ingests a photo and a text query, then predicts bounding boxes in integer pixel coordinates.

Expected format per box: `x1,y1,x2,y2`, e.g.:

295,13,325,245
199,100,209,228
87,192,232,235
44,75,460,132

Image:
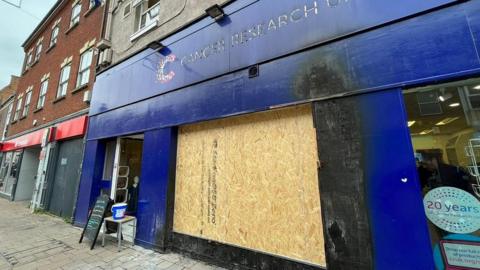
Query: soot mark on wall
312,99,373,270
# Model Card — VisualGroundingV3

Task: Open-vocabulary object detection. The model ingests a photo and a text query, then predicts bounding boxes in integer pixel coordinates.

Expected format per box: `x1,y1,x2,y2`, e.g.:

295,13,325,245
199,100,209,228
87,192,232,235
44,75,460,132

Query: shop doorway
110,135,144,242
14,147,41,202
46,138,84,220
0,151,22,197
404,79,480,269
111,135,143,205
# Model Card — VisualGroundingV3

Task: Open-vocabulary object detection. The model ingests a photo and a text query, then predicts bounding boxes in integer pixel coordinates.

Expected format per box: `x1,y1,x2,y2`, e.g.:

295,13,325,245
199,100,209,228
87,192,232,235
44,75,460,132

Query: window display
404,79,480,269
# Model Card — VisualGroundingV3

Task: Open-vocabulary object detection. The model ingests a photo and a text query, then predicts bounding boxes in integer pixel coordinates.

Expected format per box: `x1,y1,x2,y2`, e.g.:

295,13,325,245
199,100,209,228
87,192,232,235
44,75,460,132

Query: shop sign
424,187,480,234
93,0,459,115
440,240,480,269
2,129,48,152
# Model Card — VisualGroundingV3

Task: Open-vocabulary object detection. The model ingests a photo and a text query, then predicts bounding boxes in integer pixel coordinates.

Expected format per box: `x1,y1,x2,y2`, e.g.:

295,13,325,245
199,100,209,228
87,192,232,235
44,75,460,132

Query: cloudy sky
0,0,57,88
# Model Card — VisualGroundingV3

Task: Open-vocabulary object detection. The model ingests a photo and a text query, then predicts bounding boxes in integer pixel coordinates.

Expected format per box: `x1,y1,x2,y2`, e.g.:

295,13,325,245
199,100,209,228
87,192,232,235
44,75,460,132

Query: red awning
55,115,88,141
1,115,88,152
1,128,48,152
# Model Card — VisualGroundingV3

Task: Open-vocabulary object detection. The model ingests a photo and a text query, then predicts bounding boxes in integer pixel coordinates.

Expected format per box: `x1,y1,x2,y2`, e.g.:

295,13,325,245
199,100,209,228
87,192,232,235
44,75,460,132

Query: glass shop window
404,78,480,270
103,140,116,180
0,152,11,190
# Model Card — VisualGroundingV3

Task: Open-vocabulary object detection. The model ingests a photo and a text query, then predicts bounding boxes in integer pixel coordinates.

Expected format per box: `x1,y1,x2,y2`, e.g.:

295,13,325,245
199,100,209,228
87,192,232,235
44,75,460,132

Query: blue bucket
111,203,127,220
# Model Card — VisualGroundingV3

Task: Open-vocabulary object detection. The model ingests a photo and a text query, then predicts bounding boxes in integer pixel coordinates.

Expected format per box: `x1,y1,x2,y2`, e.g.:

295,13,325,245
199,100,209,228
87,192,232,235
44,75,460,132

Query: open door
109,135,144,243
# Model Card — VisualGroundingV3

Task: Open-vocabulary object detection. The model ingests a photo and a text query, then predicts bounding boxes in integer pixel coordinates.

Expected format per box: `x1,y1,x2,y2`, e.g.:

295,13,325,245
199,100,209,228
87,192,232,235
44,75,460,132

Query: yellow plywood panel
174,104,325,266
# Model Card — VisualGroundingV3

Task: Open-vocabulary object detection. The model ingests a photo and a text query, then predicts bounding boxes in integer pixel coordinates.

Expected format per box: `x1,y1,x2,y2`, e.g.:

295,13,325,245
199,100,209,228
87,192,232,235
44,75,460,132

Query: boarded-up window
174,105,325,266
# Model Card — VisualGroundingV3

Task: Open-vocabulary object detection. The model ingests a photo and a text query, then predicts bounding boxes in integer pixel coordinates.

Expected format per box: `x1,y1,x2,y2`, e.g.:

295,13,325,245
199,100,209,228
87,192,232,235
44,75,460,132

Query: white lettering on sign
160,0,350,80
180,40,226,66
230,0,348,48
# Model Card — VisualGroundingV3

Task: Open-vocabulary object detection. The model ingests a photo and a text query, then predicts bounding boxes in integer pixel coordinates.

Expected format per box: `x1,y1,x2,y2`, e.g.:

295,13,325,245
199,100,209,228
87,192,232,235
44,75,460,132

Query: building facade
0,76,19,195
0,76,19,141
0,0,104,221
75,0,480,269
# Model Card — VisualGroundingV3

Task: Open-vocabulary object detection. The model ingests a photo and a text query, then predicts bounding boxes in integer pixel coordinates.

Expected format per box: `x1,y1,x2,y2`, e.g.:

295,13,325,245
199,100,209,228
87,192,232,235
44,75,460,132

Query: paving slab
0,199,223,270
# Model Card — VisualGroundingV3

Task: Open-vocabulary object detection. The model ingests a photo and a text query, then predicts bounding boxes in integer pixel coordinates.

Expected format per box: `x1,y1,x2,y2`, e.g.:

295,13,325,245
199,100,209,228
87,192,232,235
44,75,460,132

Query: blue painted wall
74,0,480,268
88,0,480,140
359,90,434,269
135,128,177,249
90,0,457,116
74,140,106,226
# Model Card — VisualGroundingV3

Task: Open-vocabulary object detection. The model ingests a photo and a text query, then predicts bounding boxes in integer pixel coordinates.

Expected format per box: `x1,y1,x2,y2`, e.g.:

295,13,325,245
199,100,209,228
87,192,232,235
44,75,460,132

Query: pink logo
157,55,176,83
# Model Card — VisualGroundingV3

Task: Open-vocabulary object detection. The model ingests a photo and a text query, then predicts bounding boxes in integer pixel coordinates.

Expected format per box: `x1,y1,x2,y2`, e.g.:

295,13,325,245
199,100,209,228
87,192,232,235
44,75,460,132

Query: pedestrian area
0,199,223,270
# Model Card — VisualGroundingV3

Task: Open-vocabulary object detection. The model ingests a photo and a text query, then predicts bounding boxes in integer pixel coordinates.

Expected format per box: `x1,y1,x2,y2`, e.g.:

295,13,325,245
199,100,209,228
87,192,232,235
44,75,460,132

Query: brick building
0,0,104,221
0,76,19,141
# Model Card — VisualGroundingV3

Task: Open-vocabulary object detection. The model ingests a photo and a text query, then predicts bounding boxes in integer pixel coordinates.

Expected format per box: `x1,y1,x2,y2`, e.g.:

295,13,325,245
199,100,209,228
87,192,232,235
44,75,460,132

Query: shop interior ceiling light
473,85,480,90
420,129,433,135
449,102,460,107
435,117,459,126
407,121,416,127
438,93,452,102
206,4,225,21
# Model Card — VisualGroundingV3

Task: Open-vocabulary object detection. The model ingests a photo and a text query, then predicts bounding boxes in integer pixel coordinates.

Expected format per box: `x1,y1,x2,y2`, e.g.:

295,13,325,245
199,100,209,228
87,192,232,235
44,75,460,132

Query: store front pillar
74,140,106,227
313,89,434,269
135,127,177,250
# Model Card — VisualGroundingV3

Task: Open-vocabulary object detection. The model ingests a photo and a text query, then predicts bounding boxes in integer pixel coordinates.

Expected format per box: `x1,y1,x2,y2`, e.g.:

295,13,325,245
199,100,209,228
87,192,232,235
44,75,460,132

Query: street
0,199,222,270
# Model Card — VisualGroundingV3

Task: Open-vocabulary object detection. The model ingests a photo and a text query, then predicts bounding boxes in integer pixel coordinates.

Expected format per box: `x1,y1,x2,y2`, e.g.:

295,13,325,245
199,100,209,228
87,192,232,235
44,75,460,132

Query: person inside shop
416,157,432,191
126,176,140,215
423,155,471,192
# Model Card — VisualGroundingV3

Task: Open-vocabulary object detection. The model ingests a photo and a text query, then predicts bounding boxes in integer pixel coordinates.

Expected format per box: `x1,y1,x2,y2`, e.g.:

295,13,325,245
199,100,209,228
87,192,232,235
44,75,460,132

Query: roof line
21,0,66,48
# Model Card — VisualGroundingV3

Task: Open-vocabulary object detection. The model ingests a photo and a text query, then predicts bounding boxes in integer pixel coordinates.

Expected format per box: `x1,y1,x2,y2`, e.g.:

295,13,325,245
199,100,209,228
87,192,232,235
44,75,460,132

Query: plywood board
174,104,325,266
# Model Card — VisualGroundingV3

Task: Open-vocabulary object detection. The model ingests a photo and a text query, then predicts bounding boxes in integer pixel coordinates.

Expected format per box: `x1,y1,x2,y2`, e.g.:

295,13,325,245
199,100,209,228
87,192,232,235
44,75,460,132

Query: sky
0,0,57,88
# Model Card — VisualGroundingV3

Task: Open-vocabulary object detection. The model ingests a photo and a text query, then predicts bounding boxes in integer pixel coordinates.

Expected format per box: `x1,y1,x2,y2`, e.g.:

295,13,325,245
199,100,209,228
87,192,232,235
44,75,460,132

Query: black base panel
170,233,326,270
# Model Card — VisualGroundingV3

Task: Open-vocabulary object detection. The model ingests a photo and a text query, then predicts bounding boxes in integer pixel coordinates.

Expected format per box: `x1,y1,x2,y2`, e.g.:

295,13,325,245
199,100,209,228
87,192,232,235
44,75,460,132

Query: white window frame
89,0,98,9
71,3,81,26
123,2,132,18
5,102,13,125
130,1,159,41
26,51,33,66
22,91,32,118
13,97,22,121
50,25,59,47
35,42,43,62
37,80,49,109
76,48,93,87
3,102,13,140
57,64,71,98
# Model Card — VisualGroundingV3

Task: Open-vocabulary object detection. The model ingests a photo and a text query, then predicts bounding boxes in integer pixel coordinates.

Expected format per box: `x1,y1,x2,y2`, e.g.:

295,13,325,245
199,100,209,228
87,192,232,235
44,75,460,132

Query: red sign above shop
1,115,88,152
1,128,48,152
55,115,88,141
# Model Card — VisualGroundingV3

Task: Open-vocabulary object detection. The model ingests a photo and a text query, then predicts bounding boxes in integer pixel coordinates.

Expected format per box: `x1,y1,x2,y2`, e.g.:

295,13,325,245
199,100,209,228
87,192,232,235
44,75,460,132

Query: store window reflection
405,79,480,269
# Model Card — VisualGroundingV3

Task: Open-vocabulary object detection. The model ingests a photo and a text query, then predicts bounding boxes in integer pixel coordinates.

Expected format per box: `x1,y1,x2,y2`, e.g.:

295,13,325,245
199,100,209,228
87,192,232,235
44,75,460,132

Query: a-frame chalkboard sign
79,194,112,250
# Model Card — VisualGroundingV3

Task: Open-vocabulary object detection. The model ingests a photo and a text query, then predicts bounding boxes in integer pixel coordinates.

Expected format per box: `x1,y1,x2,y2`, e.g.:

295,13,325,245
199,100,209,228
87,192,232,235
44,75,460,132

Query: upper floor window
3,102,13,139
71,2,81,26
34,42,43,62
22,91,32,118
13,97,22,122
5,103,13,126
77,48,93,87
26,51,33,67
50,25,59,47
37,79,49,109
134,0,159,32
57,64,71,98
89,0,98,9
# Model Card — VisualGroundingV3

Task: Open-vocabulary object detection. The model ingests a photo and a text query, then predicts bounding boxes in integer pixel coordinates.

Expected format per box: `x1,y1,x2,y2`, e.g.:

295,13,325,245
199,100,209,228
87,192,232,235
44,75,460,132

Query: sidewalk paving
0,199,224,270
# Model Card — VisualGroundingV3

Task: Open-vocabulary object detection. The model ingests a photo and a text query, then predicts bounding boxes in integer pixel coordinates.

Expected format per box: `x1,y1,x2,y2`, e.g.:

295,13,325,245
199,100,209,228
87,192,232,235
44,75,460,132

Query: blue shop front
74,0,480,269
